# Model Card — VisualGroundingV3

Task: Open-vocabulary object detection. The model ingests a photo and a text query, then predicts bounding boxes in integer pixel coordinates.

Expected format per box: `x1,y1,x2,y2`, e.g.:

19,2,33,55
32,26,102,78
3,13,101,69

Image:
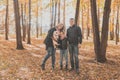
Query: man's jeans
41,47,56,67
69,44,79,70
60,49,68,66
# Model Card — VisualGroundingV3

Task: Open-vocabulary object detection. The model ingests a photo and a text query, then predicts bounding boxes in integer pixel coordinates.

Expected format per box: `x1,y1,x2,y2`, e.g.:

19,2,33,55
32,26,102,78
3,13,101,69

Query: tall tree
115,5,119,44
13,0,24,49
75,0,80,25
81,6,84,39
58,0,60,23
27,0,31,44
40,0,42,36
110,5,115,40
51,0,54,28
23,3,27,41
54,0,57,26
86,2,90,40
90,0,112,63
5,0,9,40
63,0,66,27
36,0,39,38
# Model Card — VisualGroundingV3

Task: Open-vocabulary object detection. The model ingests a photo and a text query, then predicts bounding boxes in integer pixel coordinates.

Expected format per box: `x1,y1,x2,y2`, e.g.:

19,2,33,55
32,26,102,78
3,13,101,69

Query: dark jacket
67,25,82,45
44,28,56,49
58,38,68,50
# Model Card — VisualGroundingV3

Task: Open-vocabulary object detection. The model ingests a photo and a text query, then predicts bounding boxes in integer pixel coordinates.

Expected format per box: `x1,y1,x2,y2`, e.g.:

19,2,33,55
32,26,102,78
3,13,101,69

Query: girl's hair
60,24,65,32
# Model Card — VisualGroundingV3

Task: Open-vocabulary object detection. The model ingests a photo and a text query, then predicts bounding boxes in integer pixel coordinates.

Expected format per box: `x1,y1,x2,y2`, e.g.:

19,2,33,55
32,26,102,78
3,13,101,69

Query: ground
0,35,120,80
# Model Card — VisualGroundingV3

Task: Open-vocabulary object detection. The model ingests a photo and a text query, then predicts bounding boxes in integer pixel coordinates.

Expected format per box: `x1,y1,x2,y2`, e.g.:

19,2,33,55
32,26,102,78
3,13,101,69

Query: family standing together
40,18,82,74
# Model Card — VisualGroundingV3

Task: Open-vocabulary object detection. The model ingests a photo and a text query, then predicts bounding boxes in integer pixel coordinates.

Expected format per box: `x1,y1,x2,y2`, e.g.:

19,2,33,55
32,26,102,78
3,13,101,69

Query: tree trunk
90,0,101,61
75,0,80,25
21,4,24,41
63,0,66,27
58,0,60,23
115,6,119,44
23,3,27,41
36,0,39,38
54,1,57,27
86,3,90,40
27,0,31,44
50,0,52,28
51,0,54,28
81,7,84,39
40,0,42,36
5,0,9,40
13,0,24,49
110,6,115,40
100,0,112,62
90,0,111,63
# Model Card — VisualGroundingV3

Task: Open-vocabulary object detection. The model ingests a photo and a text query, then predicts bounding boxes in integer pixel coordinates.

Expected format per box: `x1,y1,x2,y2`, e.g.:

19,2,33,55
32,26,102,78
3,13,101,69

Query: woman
41,23,64,70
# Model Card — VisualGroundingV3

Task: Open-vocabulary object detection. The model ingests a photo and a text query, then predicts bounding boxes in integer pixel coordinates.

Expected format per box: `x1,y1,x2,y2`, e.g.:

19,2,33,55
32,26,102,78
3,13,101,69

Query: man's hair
70,18,74,20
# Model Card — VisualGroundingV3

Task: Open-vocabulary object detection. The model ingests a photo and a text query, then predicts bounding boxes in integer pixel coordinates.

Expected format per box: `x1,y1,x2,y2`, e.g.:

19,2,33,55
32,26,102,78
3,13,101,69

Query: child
59,31,68,70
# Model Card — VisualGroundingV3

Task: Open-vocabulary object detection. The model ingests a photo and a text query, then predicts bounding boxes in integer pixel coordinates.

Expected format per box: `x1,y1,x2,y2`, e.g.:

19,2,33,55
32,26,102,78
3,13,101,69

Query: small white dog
52,30,60,48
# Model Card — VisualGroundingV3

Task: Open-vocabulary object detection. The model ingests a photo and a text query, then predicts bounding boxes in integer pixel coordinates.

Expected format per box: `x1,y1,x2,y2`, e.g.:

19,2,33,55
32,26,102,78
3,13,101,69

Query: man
41,24,63,70
67,18,82,74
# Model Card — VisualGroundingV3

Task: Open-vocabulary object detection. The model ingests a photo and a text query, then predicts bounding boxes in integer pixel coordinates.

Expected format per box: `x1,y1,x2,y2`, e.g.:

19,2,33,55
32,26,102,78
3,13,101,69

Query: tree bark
27,0,31,44
90,0,101,61
90,0,111,63
58,0,60,24
110,6,115,40
63,0,66,27
81,7,84,39
51,0,54,28
13,0,24,49
100,0,112,62
86,3,90,40
36,0,39,38
23,3,27,41
54,1,57,27
115,6,119,44
75,0,80,25
5,0,9,40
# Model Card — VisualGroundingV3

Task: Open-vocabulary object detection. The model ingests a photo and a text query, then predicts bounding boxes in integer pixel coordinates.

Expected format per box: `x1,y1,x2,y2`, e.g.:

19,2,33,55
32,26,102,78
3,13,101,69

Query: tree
63,0,66,27
86,2,90,40
13,0,24,49
75,0,80,25
54,0,57,26
81,6,84,39
5,0,9,40
115,5,119,45
23,3,27,41
90,0,112,63
110,6,115,40
58,0,60,23
36,0,39,38
27,0,31,44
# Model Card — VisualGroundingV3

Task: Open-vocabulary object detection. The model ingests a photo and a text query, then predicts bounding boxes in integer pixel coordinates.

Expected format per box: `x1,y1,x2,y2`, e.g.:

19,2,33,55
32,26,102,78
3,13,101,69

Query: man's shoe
40,64,45,70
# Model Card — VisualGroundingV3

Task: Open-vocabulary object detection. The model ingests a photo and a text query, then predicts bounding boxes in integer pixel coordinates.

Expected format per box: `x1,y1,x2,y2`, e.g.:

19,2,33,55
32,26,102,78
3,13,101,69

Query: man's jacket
67,25,82,45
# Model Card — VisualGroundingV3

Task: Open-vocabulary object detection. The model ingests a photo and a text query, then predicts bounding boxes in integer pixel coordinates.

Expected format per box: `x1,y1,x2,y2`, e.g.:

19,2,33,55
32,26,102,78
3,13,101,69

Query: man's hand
78,44,81,48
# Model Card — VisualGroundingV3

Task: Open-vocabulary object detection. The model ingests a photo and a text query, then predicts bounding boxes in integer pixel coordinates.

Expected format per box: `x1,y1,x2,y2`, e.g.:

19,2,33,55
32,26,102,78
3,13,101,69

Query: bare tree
90,0,112,62
27,0,31,44
5,0,9,40
75,0,80,25
13,0,24,49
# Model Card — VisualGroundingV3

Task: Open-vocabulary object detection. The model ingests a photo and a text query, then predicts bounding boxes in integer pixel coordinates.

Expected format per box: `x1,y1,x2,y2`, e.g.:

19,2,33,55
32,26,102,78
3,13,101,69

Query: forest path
0,35,120,80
